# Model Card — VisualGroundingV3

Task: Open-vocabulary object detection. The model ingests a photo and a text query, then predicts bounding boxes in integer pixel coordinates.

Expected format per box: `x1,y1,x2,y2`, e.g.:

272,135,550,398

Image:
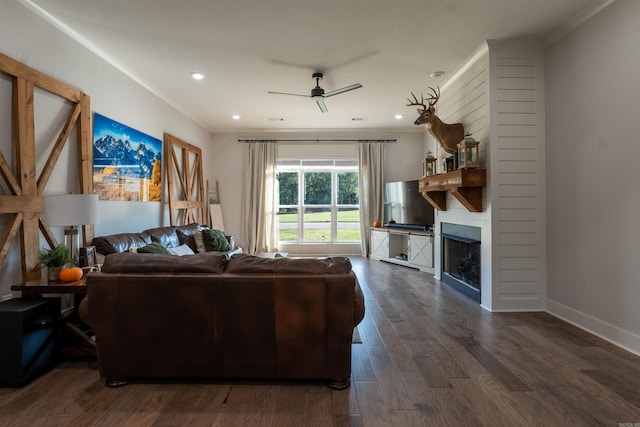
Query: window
277,160,360,244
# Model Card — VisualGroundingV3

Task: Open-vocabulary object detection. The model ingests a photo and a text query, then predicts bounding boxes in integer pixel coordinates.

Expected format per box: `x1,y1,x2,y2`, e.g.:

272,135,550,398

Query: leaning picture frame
79,246,97,268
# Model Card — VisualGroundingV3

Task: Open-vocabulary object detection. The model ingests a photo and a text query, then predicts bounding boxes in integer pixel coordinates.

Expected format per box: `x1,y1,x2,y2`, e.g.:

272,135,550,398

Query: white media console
369,227,434,273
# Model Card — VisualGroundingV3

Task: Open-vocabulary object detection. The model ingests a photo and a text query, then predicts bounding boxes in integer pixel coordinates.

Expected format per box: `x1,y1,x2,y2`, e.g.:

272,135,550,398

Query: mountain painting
92,113,162,201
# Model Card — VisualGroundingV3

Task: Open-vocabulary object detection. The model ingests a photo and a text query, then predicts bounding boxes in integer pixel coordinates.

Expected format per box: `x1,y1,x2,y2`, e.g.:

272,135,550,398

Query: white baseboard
546,298,640,356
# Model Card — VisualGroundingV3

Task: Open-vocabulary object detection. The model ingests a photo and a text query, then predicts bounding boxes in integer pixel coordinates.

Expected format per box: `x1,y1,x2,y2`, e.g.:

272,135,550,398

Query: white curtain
358,142,385,256
240,142,278,254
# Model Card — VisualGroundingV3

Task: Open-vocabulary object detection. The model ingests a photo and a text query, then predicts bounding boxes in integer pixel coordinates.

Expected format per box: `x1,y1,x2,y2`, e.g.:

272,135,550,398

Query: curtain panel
358,142,385,256
240,142,278,254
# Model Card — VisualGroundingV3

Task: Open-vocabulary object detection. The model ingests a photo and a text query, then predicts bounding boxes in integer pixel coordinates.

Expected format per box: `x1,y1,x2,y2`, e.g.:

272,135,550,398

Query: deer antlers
406,92,427,110
406,86,440,111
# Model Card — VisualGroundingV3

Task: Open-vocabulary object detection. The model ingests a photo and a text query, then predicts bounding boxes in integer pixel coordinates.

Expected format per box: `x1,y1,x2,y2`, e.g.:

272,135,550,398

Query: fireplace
441,223,481,302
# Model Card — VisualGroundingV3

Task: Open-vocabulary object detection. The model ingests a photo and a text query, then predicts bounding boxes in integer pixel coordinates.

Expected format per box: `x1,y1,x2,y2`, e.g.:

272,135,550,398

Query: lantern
457,133,480,169
422,151,437,177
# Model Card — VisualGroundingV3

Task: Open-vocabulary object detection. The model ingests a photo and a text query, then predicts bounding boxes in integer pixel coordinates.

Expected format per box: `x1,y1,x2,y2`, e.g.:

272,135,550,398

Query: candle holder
422,151,437,177
457,133,480,169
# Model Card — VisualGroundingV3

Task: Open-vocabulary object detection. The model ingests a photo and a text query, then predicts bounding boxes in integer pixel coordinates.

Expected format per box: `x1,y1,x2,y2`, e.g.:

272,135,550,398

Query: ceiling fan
268,72,362,113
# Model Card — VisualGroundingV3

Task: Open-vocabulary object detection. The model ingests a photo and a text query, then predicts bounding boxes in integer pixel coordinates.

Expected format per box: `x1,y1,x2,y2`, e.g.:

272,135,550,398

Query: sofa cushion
176,228,199,252
202,229,231,252
225,253,352,274
102,251,227,274
136,242,170,254
92,232,151,255
174,223,201,236
143,226,179,248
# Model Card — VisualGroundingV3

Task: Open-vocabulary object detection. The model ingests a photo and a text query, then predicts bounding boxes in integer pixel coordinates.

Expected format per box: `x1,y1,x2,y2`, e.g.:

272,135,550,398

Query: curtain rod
237,139,396,143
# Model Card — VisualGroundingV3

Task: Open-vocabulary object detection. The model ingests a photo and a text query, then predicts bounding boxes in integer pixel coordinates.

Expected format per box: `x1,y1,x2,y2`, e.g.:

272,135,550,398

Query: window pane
278,207,298,241
337,208,361,242
337,172,359,205
302,160,333,167
277,160,301,166
303,207,331,241
277,172,298,205
335,160,358,167
304,172,331,205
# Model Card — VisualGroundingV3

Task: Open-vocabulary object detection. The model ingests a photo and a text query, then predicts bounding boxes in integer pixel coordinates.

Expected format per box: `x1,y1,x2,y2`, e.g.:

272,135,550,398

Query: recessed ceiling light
191,72,205,80
232,114,240,120
429,71,445,78
395,114,403,120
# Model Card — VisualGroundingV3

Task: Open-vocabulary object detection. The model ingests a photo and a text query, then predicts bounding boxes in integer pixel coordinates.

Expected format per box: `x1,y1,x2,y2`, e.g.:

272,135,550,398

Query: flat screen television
383,179,434,230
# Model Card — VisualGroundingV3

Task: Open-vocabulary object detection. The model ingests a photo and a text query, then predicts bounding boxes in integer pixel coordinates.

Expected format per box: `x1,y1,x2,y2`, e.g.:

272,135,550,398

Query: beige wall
545,0,640,354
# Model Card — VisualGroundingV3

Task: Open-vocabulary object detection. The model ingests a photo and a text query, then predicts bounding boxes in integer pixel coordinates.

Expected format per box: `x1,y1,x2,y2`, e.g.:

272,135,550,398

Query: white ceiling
24,0,611,132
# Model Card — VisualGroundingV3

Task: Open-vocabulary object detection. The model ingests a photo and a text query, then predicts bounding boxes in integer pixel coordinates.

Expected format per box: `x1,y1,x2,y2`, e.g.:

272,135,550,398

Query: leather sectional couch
90,222,240,258
82,229,365,389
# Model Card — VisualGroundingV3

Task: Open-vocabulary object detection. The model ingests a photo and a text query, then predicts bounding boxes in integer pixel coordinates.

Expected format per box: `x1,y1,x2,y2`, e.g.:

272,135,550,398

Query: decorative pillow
201,228,231,252
167,244,196,256
192,230,206,253
136,242,170,254
175,229,197,252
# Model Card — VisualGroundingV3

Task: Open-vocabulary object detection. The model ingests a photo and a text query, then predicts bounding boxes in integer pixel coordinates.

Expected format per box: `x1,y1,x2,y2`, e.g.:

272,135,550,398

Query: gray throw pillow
201,229,231,252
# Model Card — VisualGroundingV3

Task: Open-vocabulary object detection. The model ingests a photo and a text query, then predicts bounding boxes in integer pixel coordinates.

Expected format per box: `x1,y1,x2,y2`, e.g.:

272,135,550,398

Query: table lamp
44,194,99,263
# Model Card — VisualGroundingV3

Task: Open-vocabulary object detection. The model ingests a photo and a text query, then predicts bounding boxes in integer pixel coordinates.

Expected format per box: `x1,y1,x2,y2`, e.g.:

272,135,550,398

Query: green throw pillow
136,242,170,254
202,229,231,252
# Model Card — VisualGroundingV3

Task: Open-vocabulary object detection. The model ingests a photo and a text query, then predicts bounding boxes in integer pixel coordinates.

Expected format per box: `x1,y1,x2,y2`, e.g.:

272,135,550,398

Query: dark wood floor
1,257,639,426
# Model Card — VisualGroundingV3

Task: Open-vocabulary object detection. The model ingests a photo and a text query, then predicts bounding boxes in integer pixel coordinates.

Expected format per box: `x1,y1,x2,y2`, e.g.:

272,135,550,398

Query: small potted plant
37,244,73,281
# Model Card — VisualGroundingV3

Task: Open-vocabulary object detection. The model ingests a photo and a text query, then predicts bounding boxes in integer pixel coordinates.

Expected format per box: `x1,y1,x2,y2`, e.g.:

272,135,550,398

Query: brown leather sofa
82,252,365,389
90,222,240,257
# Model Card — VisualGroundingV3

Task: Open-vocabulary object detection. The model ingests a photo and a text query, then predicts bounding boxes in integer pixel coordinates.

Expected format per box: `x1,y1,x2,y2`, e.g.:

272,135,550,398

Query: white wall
0,2,210,296
545,0,640,354
205,131,424,251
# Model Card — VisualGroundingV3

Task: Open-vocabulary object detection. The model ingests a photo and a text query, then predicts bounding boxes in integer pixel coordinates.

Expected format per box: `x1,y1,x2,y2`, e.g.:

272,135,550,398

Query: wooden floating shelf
419,169,486,212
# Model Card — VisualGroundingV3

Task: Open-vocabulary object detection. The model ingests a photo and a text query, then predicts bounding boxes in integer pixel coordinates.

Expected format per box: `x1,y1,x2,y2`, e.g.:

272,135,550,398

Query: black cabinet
0,298,60,386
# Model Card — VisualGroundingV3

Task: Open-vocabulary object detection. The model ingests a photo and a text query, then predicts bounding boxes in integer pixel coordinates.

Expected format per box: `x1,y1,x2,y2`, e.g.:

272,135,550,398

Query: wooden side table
11,278,96,357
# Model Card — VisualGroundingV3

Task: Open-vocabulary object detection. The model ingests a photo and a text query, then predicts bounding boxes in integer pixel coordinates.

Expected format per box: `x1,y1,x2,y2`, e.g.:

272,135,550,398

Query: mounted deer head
407,86,464,155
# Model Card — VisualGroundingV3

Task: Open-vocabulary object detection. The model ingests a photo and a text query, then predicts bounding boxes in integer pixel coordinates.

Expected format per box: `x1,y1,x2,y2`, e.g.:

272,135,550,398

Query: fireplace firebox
441,223,481,302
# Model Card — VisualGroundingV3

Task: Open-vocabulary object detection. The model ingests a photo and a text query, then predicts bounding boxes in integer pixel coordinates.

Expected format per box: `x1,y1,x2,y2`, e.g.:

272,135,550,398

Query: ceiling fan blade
267,91,310,98
313,96,328,113
324,83,363,98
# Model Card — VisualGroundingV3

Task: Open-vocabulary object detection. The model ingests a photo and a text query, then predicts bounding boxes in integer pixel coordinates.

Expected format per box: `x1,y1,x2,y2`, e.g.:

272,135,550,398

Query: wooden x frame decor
164,133,205,226
0,52,93,284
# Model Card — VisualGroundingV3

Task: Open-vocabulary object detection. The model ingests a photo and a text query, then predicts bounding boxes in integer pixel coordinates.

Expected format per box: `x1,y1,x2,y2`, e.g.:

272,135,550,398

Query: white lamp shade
44,194,99,226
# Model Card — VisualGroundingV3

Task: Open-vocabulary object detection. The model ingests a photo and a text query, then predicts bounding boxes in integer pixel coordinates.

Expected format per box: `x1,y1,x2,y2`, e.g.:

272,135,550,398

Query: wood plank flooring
1,257,639,426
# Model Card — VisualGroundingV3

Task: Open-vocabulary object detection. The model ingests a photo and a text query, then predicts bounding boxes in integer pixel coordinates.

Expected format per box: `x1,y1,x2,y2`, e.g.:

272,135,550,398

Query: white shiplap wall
433,47,493,309
489,40,546,311
433,40,545,311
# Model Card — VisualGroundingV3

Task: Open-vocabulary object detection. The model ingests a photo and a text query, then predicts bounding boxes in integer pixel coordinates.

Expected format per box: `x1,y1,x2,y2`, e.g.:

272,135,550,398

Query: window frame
277,159,360,244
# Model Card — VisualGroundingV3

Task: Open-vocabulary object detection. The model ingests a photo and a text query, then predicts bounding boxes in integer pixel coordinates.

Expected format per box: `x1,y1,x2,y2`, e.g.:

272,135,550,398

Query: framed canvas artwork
92,113,162,201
